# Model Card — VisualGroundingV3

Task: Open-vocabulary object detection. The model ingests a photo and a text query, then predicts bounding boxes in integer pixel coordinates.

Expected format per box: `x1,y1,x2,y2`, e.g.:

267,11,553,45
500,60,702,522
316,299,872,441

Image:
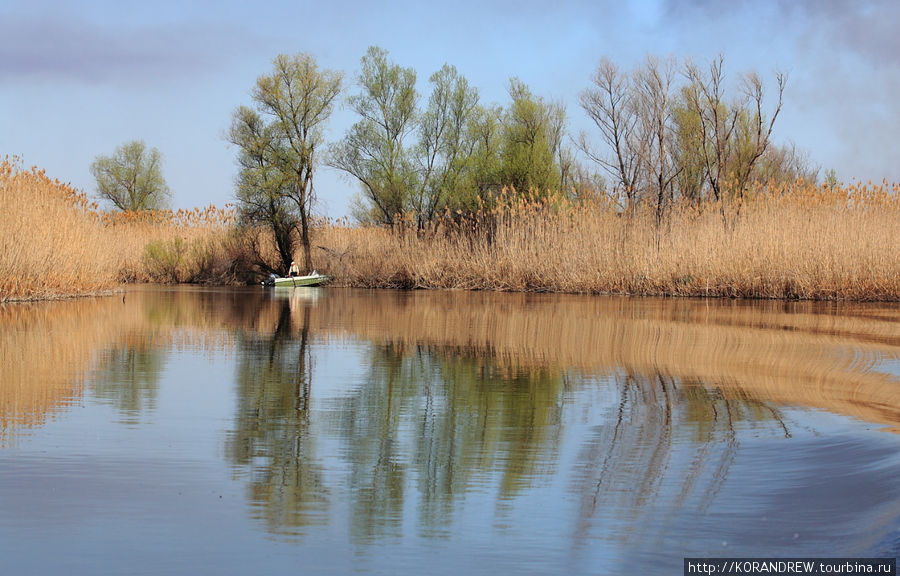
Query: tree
579,58,638,210
500,78,566,199
411,64,479,226
333,48,569,225
90,140,170,211
458,104,504,209
633,55,680,228
229,53,342,274
329,46,418,226
331,48,485,227
581,55,788,215
229,106,296,273
681,56,786,204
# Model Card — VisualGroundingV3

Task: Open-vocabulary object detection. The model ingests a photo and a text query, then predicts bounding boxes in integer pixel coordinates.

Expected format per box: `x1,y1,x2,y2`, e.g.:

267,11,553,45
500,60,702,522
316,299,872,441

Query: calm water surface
1,286,899,574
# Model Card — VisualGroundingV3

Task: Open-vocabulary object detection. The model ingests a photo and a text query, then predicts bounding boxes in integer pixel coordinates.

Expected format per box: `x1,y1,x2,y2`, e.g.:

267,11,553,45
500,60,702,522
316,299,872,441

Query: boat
264,272,331,288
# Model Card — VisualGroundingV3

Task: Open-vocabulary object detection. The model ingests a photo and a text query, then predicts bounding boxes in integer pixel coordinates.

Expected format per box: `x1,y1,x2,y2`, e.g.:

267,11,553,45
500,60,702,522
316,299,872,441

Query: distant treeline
1,158,898,302
326,48,814,229
228,48,818,275
5,48,898,303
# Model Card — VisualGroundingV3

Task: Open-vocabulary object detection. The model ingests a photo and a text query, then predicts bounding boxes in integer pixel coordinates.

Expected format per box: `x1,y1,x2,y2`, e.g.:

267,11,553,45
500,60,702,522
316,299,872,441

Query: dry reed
2,158,898,301
0,159,236,302
314,181,900,301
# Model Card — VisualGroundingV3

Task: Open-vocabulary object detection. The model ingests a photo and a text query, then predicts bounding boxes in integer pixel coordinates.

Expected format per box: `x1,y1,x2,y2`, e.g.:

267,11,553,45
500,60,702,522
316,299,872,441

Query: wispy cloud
0,13,249,85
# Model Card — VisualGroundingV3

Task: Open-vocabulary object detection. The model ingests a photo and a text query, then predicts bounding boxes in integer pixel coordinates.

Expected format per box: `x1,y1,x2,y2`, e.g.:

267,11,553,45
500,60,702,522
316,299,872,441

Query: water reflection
226,296,329,535
91,341,165,424
0,298,140,442
1,287,898,570
336,345,568,542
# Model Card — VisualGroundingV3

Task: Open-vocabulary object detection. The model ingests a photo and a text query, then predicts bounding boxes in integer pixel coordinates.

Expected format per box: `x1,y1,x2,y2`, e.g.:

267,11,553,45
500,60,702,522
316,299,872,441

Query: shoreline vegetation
1,158,898,303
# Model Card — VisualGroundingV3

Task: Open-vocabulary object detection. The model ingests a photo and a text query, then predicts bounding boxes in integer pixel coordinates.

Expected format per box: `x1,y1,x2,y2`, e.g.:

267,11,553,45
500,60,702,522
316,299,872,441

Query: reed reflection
3,287,898,555
0,297,142,442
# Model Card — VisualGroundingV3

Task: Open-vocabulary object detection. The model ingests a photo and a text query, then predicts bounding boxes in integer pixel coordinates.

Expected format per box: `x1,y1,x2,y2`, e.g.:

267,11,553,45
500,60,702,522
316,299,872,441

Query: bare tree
578,58,644,211
633,56,681,228
734,69,787,199
682,56,738,204
682,56,785,204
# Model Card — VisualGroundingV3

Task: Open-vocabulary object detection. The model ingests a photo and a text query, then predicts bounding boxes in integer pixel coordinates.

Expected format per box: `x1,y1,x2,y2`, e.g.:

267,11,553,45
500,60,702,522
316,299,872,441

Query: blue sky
1,0,898,217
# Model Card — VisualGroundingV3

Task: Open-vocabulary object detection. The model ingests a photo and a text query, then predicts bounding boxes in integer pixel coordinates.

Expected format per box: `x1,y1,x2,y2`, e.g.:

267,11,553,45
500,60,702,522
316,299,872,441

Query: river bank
2,160,898,303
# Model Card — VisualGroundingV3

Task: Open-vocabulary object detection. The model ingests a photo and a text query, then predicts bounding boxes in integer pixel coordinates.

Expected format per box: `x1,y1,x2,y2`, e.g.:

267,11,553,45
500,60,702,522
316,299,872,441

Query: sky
1,0,898,218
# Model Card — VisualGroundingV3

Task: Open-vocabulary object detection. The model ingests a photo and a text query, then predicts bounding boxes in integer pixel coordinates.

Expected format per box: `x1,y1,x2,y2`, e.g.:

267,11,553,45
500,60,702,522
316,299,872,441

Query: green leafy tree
90,140,170,211
229,53,342,274
332,48,485,228
411,64,480,226
329,46,418,226
455,103,504,210
500,79,566,199
230,105,296,273
671,90,707,206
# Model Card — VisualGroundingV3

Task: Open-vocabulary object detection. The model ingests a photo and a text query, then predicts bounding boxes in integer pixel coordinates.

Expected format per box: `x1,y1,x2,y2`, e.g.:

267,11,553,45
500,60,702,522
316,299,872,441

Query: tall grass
0,159,238,302
314,181,900,300
2,158,898,301
0,160,123,300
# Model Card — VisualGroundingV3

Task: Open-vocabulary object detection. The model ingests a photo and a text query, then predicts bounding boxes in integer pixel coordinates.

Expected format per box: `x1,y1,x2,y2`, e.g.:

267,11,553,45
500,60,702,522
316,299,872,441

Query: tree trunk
299,208,313,272
273,219,294,276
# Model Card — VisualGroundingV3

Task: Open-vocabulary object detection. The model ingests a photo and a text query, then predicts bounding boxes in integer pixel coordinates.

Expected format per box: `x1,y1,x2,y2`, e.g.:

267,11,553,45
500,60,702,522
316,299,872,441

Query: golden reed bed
315,183,900,300
0,160,233,301
1,158,898,301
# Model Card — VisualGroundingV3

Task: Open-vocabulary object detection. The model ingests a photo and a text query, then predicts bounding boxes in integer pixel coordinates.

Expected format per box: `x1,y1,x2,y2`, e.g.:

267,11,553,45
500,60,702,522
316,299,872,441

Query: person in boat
288,261,300,277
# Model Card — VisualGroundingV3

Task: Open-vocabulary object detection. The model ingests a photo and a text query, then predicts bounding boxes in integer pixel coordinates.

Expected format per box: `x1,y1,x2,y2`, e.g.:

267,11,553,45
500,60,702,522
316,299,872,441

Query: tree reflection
216,288,896,549
570,371,793,548
224,303,800,546
226,296,328,536
334,342,424,542
90,338,165,424
333,344,567,541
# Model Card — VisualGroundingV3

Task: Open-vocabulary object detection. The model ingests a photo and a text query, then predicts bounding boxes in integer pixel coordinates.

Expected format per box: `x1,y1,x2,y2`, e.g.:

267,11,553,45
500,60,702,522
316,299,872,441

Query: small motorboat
262,272,331,288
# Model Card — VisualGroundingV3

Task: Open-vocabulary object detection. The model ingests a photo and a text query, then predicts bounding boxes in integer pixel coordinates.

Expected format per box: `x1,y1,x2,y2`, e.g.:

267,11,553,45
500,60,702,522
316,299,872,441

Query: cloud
783,0,900,68
0,12,249,85
652,0,900,181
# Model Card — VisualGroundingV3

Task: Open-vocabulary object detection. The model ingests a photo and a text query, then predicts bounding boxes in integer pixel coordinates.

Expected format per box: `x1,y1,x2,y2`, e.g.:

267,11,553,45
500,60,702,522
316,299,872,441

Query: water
1,286,898,574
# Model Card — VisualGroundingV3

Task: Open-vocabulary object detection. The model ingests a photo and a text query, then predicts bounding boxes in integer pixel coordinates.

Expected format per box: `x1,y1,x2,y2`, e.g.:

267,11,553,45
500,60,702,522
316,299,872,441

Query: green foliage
824,168,840,189
671,92,707,205
143,237,187,283
332,48,575,226
90,140,170,211
329,46,419,225
230,52,342,273
453,104,504,211
499,79,565,199
411,64,480,224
